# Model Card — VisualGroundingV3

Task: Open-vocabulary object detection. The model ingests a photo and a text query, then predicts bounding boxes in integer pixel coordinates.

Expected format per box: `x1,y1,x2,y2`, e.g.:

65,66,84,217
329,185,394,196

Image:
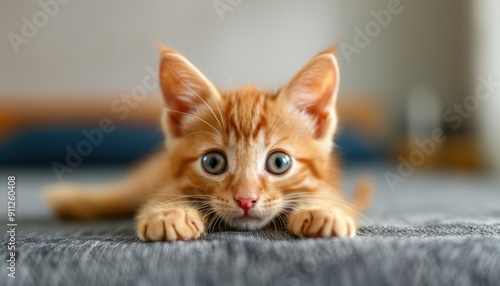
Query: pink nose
234,196,258,212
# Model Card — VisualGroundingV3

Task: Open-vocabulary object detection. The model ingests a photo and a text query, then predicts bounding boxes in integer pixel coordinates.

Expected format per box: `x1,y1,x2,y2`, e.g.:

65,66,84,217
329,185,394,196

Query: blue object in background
334,128,385,164
0,127,164,166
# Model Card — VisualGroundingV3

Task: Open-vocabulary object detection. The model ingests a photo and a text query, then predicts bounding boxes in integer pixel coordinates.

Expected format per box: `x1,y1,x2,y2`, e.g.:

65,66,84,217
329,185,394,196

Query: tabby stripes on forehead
226,88,272,141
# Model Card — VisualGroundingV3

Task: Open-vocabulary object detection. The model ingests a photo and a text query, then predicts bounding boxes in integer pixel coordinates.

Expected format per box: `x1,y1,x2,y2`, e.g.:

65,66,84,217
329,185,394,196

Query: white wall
1,0,469,118
0,0,340,94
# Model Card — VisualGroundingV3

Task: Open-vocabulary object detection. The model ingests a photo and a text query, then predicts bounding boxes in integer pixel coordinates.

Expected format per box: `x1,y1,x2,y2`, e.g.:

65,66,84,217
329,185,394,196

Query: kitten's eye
202,151,227,175
266,151,291,175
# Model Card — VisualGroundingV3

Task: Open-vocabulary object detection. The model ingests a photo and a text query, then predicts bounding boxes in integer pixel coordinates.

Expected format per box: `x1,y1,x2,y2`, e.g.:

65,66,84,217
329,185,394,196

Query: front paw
136,208,204,241
288,208,356,238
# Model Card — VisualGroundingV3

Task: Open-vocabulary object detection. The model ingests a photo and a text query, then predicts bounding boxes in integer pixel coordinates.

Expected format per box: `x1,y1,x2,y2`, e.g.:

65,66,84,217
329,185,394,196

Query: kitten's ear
158,45,220,136
279,48,340,139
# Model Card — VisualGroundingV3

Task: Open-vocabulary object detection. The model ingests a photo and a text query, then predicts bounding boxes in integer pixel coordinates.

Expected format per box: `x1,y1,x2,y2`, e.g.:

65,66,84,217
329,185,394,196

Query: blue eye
202,151,227,175
266,152,291,175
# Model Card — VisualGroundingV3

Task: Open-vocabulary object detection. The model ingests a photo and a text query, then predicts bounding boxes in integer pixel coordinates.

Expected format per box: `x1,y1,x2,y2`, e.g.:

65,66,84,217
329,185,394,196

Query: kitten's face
159,47,340,230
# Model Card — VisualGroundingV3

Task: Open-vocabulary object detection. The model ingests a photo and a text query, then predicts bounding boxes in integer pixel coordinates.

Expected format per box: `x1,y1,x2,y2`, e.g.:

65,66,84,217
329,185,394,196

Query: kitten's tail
350,176,373,212
44,151,168,220
44,183,142,220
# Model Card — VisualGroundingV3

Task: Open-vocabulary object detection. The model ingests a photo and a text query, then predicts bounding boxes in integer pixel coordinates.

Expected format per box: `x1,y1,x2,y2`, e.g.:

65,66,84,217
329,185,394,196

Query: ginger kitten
45,46,370,241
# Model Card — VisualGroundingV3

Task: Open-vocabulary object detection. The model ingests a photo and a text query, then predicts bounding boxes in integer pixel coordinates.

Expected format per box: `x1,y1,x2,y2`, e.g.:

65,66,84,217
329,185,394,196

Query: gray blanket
1,167,499,286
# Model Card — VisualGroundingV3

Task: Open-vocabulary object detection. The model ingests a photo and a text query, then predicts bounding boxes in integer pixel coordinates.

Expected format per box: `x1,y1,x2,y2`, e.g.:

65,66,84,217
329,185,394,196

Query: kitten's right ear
158,45,220,136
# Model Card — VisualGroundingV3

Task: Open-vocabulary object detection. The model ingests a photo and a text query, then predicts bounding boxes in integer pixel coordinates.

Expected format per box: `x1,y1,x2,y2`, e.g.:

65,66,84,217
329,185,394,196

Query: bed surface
1,165,499,286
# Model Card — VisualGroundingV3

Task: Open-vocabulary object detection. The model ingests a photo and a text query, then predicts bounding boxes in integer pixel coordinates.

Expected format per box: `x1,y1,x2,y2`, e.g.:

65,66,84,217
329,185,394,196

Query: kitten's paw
288,208,356,238
137,208,205,242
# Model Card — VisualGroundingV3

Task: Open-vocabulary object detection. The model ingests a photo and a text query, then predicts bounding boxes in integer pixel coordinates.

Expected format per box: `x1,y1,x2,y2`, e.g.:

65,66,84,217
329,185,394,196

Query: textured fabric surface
1,167,499,286
2,221,500,286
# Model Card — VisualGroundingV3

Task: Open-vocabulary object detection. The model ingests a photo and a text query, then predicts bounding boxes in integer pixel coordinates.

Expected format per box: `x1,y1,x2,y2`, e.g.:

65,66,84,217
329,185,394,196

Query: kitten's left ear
278,48,340,140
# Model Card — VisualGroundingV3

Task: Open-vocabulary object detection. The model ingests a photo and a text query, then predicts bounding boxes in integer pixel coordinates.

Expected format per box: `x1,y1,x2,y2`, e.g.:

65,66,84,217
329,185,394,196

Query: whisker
269,108,289,135
162,107,222,136
177,131,219,144
281,195,374,224
143,102,223,138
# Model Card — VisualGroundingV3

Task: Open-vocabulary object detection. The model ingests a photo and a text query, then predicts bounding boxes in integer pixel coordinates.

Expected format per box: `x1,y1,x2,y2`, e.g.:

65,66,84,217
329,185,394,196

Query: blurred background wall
475,1,500,173
1,1,470,104
1,0,498,174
